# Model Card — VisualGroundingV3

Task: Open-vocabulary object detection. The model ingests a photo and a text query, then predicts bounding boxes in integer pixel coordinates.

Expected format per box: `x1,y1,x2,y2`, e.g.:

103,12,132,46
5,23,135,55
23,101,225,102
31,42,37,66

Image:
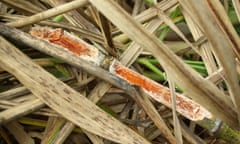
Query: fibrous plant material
0,35,151,144
87,0,238,127
6,0,89,28
179,0,240,127
110,61,211,121
29,27,104,64
30,27,212,121
0,0,239,143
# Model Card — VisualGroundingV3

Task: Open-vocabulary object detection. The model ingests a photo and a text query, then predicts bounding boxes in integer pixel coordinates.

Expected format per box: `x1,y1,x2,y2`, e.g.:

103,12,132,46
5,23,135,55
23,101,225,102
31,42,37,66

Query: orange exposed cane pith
112,62,212,121
30,28,89,56
30,27,212,121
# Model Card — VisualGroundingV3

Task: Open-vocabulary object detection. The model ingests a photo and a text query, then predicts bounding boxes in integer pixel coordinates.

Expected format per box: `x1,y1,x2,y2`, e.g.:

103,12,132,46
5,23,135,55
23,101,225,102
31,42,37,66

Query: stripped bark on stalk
30,26,212,121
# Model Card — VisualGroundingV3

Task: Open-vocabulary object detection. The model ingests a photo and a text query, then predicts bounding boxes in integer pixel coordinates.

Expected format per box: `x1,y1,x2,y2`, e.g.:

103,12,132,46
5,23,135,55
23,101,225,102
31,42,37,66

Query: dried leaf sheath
30,27,212,121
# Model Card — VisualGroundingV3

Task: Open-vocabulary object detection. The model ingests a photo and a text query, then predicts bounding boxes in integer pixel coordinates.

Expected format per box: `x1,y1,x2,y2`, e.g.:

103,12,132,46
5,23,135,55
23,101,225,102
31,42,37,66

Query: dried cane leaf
0,0,44,14
5,121,34,144
0,98,44,124
6,0,89,27
0,36,150,144
232,0,240,23
179,0,240,125
168,74,183,144
88,0,237,127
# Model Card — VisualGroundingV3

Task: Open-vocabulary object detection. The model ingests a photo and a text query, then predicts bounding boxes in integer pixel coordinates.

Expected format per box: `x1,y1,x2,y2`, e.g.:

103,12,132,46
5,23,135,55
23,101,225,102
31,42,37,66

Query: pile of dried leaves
0,0,240,144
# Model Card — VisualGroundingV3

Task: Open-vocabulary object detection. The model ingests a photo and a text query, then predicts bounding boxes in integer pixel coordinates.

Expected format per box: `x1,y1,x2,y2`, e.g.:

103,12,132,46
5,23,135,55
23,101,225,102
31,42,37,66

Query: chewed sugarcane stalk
30,27,212,121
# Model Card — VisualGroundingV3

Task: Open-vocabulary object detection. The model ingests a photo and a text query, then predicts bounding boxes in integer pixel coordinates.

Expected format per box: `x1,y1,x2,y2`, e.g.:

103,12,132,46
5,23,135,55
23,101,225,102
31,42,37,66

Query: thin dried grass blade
96,12,118,57
168,74,183,144
48,0,99,33
156,7,199,54
208,0,240,59
134,87,176,144
232,0,240,28
5,121,34,144
182,11,218,74
6,0,88,27
180,0,240,126
0,98,44,124
0,0,43,14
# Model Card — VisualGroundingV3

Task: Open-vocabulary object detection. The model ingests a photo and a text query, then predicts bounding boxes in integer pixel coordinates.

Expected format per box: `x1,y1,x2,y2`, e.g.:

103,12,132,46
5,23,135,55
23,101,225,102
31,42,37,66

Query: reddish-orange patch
114,63,163,94
30,28,89,55
113,63,197,113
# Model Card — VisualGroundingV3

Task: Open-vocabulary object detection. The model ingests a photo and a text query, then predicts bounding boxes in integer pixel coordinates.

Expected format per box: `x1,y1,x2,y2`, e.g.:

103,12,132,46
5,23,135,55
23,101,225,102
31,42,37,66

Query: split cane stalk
29,27,212,121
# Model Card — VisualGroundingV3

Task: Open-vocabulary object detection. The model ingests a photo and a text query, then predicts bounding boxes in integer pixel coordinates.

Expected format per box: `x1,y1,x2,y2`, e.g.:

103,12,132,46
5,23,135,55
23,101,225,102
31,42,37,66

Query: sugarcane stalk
29,26,212,121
